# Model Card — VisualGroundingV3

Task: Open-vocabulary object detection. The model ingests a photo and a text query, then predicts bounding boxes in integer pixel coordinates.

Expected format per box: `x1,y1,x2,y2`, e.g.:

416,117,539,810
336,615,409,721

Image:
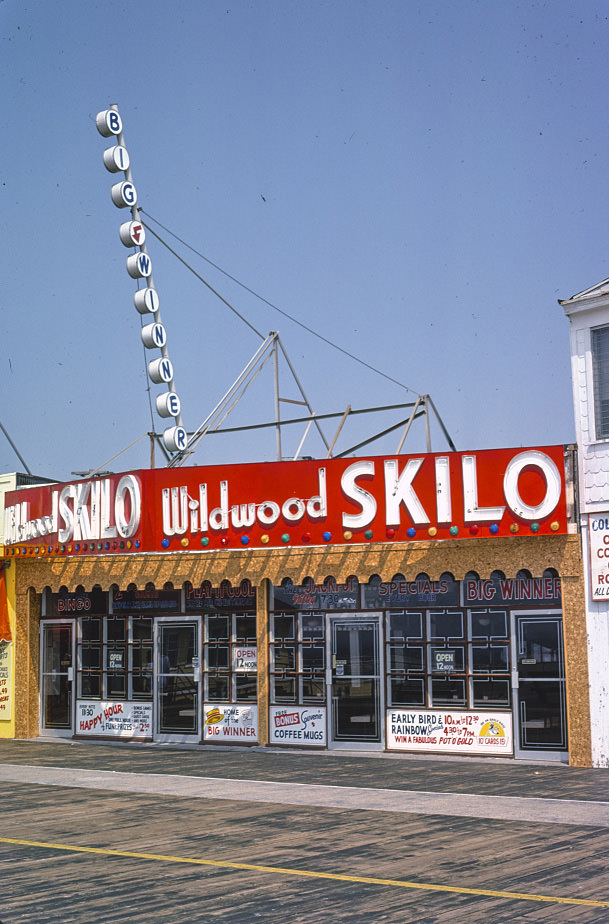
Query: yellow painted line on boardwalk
1,836,607,909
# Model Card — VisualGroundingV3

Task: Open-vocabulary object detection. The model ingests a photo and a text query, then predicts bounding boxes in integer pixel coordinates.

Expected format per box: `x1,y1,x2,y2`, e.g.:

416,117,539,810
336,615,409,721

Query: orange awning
0,568,12,643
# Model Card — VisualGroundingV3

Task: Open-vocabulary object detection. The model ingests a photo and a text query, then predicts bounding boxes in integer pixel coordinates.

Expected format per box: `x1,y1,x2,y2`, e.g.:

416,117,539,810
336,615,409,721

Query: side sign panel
77,700,152,737
269,706,327,746
203,704,258,742
387,709,513,756
589,515,609,601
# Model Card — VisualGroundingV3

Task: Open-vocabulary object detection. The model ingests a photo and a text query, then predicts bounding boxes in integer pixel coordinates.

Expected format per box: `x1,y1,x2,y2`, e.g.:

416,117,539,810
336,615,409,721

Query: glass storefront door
328,615,382,747
156,620,201,740
40,621,75,736
513,613,568,759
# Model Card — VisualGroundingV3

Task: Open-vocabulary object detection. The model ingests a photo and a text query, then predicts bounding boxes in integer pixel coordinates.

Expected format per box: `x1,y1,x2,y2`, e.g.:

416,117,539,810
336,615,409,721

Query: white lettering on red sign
3,475,142,545
162,469,328,536
274,712,300,728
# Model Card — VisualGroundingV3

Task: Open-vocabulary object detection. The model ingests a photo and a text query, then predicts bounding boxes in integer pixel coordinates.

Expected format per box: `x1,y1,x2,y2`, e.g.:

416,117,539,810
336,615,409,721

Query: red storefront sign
4,446,568,556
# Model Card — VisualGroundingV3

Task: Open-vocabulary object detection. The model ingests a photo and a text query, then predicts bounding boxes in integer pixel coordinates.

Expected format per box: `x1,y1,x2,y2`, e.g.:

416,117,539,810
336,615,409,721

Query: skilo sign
3,475,141,546
95,105,186,455
4,447,568,556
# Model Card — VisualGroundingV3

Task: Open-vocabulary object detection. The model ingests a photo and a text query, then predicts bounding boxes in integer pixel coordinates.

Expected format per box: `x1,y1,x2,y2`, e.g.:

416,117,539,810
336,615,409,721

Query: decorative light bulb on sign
96,104,187,463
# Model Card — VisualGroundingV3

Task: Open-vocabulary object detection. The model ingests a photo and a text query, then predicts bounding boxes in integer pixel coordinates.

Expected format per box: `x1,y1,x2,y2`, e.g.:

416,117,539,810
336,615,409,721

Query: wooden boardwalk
1,740,609,922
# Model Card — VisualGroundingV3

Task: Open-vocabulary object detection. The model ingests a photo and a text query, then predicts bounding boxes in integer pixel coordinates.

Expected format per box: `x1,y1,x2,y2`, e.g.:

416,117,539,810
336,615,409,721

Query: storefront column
561,572,592,766
14,586,40,739
256,578,270,746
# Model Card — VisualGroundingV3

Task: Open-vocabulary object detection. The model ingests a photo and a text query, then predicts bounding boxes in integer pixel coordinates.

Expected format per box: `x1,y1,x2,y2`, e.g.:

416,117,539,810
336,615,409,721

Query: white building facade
562,280,609,766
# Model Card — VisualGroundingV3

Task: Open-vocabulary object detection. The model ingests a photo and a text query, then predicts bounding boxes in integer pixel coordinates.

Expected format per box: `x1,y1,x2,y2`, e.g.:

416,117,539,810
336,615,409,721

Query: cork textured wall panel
13,535,583,593
11,534,592,765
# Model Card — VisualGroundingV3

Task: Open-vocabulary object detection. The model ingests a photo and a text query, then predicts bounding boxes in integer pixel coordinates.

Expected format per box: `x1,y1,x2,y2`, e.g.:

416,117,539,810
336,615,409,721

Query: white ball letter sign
96,104,187,458
119,221,145,247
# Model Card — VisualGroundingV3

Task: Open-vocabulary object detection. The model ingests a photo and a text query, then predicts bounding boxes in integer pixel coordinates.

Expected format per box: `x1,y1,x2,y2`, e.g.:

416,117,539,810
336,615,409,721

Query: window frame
386,608,512,711
270,610,327,705
76,614,153,702
204,612,258,703
592,323,609,440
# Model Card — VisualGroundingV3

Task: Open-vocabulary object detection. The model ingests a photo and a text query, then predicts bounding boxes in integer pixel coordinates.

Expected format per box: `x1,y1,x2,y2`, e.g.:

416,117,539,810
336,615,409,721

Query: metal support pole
424,394,432,453
277,336,332,456
395,395,422,454
273,333,282,461
149,432,156,469
293,416,314,460
426,394,457,452
326,406,351,459
0,420,31,475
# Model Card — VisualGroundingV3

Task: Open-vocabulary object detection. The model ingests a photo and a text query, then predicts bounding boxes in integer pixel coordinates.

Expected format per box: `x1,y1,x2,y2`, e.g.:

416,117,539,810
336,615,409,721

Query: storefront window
236,674,257,701
430,610,464,639
471,609,507,639
472,678,510,705
236,615,256,642
78,617,102,698
472,644,509,672
431,677,466,705
391,678,425,706
130,617,153,698
208,615,230,641
106,616,126,698
204,612,257,702
388,611,423,640
386,607,511,710
208,675,229,700
270,611,326,705
389,645,423,671
77,615,153,701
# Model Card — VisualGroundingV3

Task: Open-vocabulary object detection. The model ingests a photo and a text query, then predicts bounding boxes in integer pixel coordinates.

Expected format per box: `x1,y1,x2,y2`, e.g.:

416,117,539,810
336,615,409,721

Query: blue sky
2,1,608,480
